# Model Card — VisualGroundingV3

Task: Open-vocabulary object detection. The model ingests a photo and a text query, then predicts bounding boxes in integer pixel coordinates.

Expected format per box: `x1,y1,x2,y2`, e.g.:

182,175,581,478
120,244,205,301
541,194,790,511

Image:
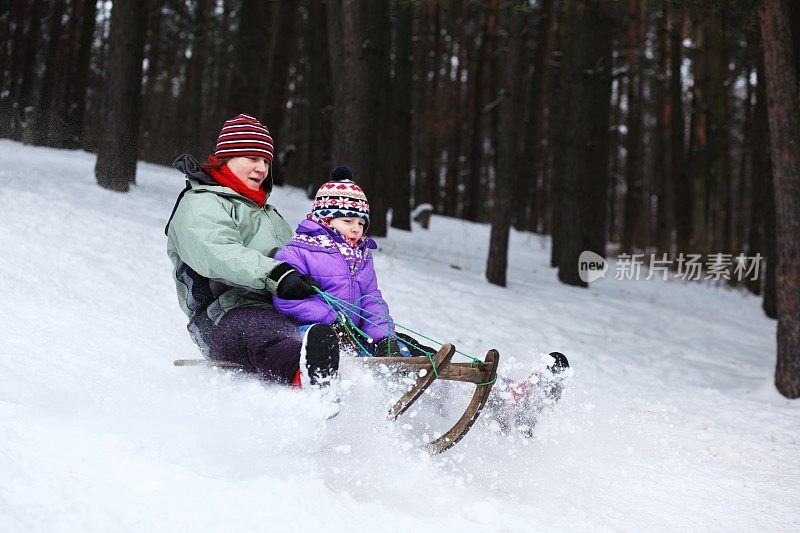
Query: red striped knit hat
214,113,274,161
312,166,370,223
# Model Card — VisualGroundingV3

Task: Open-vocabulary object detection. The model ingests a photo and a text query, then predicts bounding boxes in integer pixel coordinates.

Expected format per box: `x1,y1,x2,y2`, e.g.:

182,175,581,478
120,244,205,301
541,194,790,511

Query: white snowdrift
0,140,797,532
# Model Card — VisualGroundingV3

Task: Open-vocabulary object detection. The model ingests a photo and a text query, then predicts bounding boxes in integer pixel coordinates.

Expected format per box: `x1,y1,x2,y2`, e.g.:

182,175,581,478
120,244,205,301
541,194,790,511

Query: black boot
548,352,569,373
544,352,569,402
300,324,340,387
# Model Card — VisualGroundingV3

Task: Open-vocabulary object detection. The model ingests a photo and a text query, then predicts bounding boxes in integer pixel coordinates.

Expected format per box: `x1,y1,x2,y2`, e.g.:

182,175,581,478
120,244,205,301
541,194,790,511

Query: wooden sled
355,343,499,454
174,343,499,455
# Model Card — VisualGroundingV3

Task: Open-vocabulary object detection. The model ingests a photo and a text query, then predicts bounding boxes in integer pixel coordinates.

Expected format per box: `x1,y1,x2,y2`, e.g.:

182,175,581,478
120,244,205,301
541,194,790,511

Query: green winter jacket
166,154,295,354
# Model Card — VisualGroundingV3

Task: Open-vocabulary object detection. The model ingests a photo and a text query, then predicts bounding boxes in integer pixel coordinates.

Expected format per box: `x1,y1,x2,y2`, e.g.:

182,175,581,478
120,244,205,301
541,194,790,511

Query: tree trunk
0,0,11,100
47,0,78,147
94,0,147,192
415,1,441,211
580,0,612,261
608,73,624,244
389,0,413,230
260,0,298,162
758,0,800,399
486,1,501,216
654,7,671,256
184,0,211,157
147,0,182,164
621,0,644,254
511,4,534,232
0,0,27,136
706,15,730,253
362,0,391,236
520,0,556,233
226,0,270,117
552,0,613,286
550,3,568,268
410,1,427,208
486,0,526,287
65,0,97,149
463,0,495,222
326,0,392,233
11,0,45,141
671,8,690,254
138,0,163,160
206,0,234,141
31,0,67,146
536,8,560,236
327,0,371,210
686,24,708,254
763,167,778,319
305,0,332,194
748,40,772,297
443,0,466,219
733,61,754,274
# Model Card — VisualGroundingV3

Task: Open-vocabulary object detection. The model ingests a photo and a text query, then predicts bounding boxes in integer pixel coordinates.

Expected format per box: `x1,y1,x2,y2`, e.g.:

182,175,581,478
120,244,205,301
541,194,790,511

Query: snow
1,140,798,531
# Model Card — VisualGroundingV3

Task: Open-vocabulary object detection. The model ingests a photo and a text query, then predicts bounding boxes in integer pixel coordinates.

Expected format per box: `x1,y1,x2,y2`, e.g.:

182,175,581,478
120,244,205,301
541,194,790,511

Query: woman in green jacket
166,114,339,389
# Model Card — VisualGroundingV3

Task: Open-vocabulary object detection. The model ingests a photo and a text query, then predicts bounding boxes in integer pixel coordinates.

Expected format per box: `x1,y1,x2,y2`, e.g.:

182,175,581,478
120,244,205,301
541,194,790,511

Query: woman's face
329,217,365,240
226,156,270,190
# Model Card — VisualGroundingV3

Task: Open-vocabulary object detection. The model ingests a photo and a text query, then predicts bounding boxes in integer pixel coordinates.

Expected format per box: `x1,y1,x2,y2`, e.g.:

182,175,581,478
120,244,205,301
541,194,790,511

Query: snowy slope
0,140,798,532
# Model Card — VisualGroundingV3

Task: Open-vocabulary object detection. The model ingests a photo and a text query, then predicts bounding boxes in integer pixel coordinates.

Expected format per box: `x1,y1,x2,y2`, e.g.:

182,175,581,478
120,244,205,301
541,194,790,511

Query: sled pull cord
475,374,497,387
312,287,483,366
312,287,482,364
315,289,371,351
313,288,442,377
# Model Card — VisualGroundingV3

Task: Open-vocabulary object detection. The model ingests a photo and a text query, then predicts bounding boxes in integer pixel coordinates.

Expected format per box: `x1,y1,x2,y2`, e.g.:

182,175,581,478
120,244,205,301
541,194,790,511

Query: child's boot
300,324,341,418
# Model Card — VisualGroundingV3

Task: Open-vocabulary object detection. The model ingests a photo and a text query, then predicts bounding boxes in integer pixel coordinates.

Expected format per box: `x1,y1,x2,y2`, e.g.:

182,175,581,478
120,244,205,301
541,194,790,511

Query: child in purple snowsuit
273,166,411,357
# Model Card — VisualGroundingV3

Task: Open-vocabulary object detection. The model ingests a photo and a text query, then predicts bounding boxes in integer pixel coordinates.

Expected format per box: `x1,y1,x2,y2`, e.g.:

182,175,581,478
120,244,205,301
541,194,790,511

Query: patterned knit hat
214,113,274,161
312,166,370,223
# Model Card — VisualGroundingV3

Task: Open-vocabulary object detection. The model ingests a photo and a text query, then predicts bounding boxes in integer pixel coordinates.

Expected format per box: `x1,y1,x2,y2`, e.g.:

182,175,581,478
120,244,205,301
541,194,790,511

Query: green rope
476,374,497,387
311,287,482,364
314,288,441,377
315,291,372,354
315,289,427,356
311,288,502,385
317,288,474,362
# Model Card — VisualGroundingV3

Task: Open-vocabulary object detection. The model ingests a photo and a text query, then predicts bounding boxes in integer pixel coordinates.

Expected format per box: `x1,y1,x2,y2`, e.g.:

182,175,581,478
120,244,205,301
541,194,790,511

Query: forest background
0,0,798,398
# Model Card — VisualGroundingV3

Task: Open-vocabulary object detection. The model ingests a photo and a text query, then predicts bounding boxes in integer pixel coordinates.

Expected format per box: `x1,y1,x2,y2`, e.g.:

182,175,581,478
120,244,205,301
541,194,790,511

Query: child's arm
272,245,337,325
356,257,396,341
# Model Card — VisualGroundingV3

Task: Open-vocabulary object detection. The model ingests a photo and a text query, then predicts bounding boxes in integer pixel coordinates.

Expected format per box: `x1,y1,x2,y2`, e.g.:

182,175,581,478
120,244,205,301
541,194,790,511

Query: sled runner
357,343,500,454
174,342,499,455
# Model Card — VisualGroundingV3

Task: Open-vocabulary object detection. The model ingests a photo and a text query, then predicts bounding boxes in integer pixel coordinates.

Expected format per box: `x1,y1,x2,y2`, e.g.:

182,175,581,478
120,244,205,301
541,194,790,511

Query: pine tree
94,0,147,192
758,0,800,398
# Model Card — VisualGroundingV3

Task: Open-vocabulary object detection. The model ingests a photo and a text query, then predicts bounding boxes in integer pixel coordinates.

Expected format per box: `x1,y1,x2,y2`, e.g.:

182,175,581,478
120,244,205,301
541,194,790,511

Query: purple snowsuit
273,219,395,341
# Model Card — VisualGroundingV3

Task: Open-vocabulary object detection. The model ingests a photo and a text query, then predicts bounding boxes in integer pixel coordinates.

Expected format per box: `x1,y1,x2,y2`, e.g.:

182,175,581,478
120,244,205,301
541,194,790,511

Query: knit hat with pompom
311,166,370,223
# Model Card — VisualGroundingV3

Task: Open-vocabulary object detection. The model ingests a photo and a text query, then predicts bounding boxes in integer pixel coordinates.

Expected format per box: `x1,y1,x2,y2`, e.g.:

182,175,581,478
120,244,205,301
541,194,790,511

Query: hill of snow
0,140,797,531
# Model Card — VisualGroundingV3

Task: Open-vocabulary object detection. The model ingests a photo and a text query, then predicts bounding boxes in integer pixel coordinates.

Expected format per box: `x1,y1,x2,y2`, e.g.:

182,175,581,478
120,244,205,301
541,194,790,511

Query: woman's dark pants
210,307,301,383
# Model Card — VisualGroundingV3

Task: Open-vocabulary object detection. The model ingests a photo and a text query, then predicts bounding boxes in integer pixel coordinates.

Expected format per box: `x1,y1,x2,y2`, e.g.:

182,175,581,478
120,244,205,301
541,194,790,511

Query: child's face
329,217,365,240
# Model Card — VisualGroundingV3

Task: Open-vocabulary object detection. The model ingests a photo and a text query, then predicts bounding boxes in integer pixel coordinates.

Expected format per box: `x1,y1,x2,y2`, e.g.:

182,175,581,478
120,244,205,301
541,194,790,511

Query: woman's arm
168,192,288,293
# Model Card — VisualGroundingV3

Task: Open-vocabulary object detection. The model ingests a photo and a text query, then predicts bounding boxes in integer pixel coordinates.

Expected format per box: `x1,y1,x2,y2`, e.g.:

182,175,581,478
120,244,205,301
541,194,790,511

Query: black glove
274,267,319,300
395,333,435,357
372,337,406,357
331,315,358,350
330,313,348,336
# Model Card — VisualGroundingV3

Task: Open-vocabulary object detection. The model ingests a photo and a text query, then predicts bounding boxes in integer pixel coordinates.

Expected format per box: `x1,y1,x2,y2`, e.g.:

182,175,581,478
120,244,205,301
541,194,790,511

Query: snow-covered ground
1,140,798,532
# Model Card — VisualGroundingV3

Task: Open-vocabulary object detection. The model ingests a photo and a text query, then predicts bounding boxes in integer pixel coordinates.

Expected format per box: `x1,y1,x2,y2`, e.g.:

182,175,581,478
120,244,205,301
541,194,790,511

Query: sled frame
356,344,499,454
173,342,499,455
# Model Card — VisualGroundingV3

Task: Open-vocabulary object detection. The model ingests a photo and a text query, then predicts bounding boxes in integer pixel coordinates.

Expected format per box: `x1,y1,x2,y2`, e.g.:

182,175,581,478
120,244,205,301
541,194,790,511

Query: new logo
578,251,607,283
